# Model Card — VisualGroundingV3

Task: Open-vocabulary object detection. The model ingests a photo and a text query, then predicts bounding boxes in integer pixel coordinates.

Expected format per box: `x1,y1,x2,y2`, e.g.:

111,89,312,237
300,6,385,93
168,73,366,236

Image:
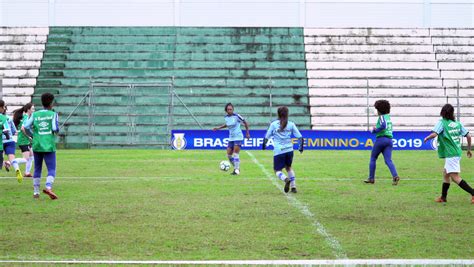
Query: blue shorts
273,151,294,171
3,142,16,155
227,140,242,149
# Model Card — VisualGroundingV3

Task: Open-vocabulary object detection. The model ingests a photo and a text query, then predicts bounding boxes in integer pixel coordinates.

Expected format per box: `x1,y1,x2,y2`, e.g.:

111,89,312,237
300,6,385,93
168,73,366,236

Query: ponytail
277,106,289,131
13,103,33,128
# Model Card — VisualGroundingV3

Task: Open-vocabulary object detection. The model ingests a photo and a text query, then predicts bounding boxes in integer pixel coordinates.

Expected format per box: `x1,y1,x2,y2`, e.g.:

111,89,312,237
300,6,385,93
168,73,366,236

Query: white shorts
444,157,461,174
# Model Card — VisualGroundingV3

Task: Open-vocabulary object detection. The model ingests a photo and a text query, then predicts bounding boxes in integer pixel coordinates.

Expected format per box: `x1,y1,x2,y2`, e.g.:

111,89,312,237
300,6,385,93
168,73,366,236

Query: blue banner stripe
171,130,435,150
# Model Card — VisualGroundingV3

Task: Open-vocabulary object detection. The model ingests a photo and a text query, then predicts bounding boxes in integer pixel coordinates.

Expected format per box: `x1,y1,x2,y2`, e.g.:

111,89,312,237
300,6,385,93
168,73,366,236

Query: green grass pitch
0,149,473,260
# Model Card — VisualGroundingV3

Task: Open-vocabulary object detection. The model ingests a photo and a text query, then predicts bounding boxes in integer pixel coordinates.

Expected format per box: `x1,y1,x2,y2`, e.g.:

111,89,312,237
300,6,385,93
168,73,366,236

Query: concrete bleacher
35,27,310,148
0,27,48,112
305,28,473,130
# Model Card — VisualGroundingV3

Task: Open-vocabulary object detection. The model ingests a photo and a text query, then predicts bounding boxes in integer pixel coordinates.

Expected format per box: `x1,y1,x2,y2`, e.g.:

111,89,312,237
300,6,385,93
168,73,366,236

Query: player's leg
2,143,10,172
33,152,44,198
366,139,383,183
274,153,290,193
22,147,33,177
231,142,241,174
285,152,296,193
227,142,234,166
449,173,474,204
42,152,58,200
380,138,400,185
6,142,23,183
435,168,451,202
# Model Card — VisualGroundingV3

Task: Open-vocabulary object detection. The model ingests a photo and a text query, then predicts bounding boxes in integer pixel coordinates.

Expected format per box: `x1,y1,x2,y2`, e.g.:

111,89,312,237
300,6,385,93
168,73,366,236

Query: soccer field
0,149,473,261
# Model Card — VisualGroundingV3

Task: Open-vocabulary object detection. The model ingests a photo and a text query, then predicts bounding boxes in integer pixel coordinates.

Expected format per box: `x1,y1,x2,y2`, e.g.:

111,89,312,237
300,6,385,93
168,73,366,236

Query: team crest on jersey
39,122,48,128
171,133,187,150
448,122,458,128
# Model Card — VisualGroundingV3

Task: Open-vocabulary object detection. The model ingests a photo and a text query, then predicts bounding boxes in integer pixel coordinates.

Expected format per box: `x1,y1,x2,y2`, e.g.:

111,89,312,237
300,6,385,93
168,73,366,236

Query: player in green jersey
424,104,473,204
364,100,400,185
13,103,35,178
23,93,59,199
0,101,10,173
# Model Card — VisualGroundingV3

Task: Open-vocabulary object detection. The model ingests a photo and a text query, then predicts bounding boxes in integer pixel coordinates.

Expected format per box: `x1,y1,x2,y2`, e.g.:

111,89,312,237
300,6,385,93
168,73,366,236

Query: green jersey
17,115,31,146
433,119,469,158
375,114,393,138
0,114,8,151
24,110,59,152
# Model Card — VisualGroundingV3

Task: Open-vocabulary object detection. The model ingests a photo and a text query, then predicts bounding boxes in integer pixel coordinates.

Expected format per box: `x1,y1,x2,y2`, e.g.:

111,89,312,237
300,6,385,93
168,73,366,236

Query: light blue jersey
433,120,469,136
265,120,302,156
225,113,245,141
2,116,16,144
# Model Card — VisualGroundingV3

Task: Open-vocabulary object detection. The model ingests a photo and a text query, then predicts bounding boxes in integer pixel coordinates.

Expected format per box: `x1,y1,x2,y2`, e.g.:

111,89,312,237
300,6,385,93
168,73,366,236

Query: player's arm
292,124,304,153
9,119,17,136
425,121,443,143
212,124,227,131
424,132,438,143
466,133,472,158
372,116,386,133
243,120,250,140
2,119,11,140
52,113,59,134
262,124,273,150
461,124,471,158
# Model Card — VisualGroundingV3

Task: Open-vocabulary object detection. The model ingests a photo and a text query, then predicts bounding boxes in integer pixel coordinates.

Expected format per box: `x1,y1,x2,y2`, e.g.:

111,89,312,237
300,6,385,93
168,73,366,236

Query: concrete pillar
49,0,56,26
423,0,431,27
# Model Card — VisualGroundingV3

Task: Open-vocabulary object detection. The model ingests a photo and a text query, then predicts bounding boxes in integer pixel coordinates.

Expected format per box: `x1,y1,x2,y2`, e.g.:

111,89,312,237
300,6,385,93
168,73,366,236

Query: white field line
0,259,473,265
0,176,441,181
246,151,348,260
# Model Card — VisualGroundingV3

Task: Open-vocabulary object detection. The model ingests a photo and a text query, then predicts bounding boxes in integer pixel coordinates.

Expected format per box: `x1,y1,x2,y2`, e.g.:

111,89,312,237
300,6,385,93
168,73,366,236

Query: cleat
42,189,58,200
364,179,375,184
4,161,10,172
392,176,400,186
33,194,40,199
284,178,290,193
471,196,474,204
16,169,23,183
230,169,240,175
435,196,447,203
290,187,297,193
24,173,33,178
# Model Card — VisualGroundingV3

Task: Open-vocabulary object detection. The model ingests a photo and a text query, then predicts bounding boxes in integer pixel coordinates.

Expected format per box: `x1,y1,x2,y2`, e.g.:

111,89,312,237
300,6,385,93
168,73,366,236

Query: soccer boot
284,178,291,193
43,189,58,200
290,187,297,193
392,176,400,186
363,179,375,184
4,161,10,172
435,196,447,203
230,169,240,175
33,194,40,199
24,173,33,178
16,169,23,183
471,195,474,204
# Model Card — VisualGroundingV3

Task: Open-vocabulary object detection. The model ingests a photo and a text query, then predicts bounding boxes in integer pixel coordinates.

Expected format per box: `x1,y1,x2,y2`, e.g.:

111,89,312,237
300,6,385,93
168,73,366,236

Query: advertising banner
171,130,435,150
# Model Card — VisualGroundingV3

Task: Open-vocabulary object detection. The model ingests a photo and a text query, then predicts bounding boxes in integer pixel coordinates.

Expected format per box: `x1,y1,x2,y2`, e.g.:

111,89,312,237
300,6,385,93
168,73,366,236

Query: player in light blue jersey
263,106,303,193
0,101,24,183
213,103,250,175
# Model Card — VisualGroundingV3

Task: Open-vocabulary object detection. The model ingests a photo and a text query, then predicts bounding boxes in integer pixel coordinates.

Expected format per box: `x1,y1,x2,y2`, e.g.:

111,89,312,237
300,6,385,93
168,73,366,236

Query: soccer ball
220,160,231,171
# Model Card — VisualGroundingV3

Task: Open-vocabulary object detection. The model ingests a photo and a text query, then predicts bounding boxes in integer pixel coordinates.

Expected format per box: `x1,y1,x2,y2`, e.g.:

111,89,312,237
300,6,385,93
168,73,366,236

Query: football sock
33,177,40,195
11,159,20,171
227,155,234,166
441,182,450,199
276,171,287,181
26,157,33,173
45,176,55,190
458,180,474,196
16,158,27,165
233,153,240,170
288,170,296,188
